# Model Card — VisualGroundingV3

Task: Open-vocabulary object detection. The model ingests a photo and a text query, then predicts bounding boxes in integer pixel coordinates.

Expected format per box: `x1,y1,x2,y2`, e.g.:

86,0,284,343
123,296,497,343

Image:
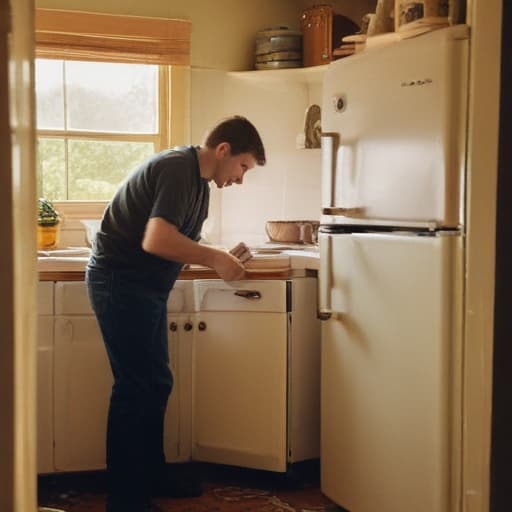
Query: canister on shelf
394,0,464,31
255,27,302,70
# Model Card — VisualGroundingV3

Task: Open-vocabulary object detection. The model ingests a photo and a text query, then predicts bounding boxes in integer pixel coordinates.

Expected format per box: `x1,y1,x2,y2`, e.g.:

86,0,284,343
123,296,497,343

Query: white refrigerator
319,26,469,512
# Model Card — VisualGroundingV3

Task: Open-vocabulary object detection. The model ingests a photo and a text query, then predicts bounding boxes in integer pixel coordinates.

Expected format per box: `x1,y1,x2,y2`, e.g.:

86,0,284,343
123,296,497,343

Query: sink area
37,248,91,258
37,247,91,272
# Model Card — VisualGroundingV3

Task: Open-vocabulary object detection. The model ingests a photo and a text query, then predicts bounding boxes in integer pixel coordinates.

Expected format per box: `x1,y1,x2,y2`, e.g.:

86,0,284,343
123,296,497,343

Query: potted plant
37,198,61,250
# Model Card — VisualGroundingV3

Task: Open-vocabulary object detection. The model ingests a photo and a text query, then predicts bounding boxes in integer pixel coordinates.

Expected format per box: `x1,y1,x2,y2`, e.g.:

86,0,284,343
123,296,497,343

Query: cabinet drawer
193,280,287,313
55,280,191,314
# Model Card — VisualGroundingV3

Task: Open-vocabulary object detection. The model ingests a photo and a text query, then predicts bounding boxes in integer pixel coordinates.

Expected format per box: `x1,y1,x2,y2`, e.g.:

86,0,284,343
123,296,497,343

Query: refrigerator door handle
322,206,364,216
321,132,339,209
318,234,332,320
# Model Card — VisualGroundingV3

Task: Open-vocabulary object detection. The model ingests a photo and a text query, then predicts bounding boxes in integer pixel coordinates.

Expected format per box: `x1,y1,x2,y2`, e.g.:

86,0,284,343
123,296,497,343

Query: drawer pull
234,290,262,300
169,321,178,332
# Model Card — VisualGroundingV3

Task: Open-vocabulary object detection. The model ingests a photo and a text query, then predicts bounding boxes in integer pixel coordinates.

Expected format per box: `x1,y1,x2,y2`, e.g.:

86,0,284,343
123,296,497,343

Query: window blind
35,8,191,65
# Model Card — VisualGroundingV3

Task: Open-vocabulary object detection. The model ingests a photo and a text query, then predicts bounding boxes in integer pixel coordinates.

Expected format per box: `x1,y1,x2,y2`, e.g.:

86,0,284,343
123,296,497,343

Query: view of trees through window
36,59,161,201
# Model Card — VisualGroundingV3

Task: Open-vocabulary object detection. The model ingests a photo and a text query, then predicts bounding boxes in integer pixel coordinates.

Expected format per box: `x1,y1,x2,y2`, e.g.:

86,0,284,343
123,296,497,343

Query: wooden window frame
35,8,190,214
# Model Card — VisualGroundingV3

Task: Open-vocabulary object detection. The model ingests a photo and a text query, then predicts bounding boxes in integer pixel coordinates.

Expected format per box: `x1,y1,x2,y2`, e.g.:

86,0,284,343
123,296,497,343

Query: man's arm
142,217,246,281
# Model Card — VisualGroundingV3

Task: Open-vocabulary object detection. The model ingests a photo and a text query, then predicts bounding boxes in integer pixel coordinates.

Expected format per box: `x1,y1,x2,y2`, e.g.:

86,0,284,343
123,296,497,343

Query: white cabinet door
164,313,193,462
54,315,112,471
53,281,191,472
53,282,112,471
192,311,288,472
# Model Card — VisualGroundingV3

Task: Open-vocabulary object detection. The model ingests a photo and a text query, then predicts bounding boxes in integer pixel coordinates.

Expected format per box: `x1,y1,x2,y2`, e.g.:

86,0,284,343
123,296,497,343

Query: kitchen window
36,59,162,200
35,8,191,208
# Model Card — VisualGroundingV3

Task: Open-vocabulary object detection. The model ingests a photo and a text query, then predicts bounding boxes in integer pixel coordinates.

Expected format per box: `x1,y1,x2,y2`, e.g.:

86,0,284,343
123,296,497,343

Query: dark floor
38,461,340,512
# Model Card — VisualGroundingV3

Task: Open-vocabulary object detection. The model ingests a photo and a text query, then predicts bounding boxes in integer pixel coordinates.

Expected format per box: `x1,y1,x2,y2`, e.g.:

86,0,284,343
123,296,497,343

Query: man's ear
215,142,231,158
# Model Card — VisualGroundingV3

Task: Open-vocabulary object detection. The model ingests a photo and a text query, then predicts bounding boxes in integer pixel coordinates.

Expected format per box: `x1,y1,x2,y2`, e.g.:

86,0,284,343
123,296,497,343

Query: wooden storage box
301,5,359,67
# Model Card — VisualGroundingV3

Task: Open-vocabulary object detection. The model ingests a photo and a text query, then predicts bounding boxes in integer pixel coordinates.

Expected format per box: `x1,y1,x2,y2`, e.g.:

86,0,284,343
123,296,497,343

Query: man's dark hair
205,116,266,165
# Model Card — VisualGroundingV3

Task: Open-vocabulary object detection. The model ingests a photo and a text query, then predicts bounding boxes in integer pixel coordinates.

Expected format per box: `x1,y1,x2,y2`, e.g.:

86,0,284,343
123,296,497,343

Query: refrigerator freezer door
321,25,469,228
320,232,463,512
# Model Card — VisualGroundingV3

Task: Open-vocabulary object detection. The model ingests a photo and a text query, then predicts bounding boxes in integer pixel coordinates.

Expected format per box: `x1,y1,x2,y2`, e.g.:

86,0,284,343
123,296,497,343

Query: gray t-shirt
90,146,209,290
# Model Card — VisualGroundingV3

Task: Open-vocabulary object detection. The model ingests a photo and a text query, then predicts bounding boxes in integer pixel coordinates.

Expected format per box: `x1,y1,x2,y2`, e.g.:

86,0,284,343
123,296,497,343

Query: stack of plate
255,27,302,70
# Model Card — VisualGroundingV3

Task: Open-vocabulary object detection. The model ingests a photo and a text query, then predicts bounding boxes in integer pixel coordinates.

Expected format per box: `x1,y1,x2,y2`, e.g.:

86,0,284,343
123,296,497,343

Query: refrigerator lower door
320,232,463,512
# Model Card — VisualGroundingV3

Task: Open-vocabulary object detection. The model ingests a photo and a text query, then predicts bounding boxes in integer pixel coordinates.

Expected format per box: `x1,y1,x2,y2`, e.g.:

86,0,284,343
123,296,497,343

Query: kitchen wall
36,1,375,71
36,0,373,248
191,68,324,247
36,0,301,71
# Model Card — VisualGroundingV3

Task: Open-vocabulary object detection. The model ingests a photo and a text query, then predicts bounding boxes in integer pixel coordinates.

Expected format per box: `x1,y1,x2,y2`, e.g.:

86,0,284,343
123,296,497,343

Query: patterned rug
38,462,339,512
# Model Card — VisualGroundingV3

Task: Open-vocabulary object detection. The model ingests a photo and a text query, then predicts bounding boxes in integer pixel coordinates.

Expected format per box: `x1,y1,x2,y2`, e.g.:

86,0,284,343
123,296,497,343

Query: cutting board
245,253,291,273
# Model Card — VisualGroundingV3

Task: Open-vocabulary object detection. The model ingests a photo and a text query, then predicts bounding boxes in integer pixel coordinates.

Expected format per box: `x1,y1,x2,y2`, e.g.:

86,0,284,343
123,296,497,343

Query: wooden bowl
265,220,319,244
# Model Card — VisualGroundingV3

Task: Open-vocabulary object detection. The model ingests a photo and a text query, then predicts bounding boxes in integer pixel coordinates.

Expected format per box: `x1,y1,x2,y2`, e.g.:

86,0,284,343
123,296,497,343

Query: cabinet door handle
198,321,207,331
169,321,178,332
234,290,261,300
184,322,193,331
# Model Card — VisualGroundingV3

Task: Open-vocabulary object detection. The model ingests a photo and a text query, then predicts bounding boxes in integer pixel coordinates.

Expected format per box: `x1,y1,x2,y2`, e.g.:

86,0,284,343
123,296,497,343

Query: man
85,116,266,512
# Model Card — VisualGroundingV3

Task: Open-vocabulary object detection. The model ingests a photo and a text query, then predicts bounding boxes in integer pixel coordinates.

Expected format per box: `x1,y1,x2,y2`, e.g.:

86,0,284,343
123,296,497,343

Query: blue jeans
86,266,173,503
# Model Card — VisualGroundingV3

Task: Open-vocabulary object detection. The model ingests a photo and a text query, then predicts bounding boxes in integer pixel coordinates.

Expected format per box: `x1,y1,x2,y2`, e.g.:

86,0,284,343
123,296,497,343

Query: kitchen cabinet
37,282,55,474
37,275,320,474
164,281,195,462
53,281,112,471
53,311,111,471
50,281,189,472
192,277,320,472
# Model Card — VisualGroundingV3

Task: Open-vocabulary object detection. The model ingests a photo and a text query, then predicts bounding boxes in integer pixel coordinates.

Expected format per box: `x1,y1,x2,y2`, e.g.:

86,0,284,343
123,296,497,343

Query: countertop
37,248,319,281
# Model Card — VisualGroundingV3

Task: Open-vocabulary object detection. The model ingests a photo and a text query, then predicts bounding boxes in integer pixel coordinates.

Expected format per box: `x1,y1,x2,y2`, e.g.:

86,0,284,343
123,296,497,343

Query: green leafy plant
37,198,60,227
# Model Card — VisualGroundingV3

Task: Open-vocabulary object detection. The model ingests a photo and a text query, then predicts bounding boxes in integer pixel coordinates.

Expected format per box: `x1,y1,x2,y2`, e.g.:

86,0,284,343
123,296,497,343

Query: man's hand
229,242,253,263
143,218,248,281
213,251,246,281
